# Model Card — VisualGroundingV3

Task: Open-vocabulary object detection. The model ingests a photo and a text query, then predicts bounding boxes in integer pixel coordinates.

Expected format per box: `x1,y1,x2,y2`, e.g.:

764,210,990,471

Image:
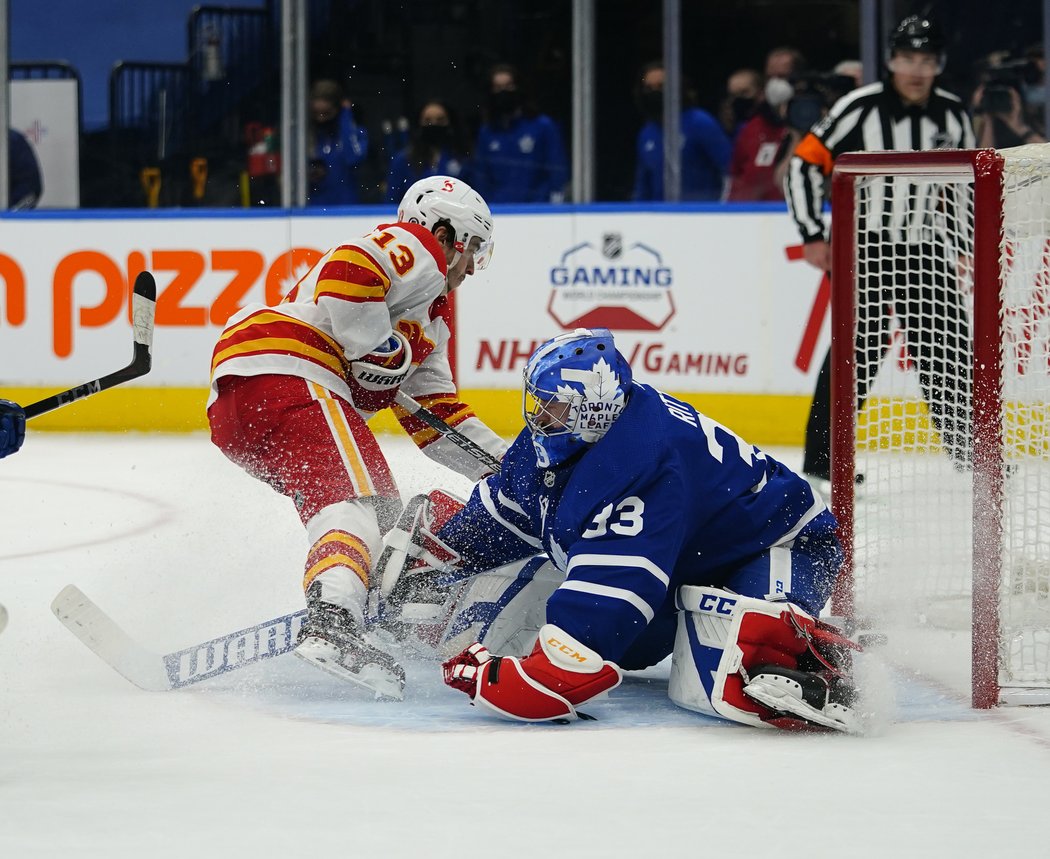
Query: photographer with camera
972,56,1046,149
784,15,975,492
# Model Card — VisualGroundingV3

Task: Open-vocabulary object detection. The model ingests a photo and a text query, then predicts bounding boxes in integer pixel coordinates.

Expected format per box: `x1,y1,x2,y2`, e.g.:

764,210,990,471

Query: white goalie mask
397,175,494,270
522,328,633,467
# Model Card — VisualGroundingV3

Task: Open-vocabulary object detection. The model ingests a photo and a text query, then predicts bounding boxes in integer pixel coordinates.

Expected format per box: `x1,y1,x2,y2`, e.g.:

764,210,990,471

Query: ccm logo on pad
697,593,737,615
546,636,589,664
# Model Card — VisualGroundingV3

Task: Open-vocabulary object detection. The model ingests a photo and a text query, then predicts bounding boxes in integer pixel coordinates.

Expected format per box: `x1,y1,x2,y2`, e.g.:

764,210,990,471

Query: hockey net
829,145,1050,708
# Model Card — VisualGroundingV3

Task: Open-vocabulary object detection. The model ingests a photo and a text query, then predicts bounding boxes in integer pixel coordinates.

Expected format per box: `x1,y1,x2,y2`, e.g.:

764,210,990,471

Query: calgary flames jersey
208,221,505,479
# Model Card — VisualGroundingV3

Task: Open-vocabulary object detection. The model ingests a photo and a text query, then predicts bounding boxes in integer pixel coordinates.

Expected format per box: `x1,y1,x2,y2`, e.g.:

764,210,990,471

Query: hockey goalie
379,327,862,733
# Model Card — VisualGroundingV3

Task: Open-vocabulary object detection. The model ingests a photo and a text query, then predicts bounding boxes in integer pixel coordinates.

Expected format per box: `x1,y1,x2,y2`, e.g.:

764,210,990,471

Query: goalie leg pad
669,586,858,731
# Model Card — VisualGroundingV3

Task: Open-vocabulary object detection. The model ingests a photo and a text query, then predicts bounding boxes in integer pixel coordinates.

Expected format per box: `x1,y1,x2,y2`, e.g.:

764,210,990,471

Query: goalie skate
294,603,406,701
743,665,860,734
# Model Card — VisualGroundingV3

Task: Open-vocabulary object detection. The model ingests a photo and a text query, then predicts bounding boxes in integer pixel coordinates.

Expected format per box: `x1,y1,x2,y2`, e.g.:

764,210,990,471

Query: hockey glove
348,330,412,413
0,399,26,459
442,624,623,722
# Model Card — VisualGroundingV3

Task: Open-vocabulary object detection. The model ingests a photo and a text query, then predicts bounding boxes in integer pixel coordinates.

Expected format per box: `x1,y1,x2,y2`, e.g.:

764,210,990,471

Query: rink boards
0,202,885,445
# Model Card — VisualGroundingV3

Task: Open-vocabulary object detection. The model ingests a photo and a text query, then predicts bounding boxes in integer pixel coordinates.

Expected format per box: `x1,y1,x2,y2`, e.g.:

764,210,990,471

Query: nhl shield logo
547,235,676,331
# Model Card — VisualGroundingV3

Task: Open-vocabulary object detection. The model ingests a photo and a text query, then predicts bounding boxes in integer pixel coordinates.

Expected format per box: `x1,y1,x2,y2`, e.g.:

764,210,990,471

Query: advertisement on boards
0,208,833,437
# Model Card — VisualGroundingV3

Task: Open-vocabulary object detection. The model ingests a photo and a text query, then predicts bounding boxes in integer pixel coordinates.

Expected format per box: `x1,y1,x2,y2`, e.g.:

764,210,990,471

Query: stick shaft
394,390,502,473
24,271,156,420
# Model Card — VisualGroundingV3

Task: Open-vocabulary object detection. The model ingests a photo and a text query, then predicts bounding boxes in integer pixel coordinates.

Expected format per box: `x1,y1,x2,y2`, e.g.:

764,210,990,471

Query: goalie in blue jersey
380,328,861,733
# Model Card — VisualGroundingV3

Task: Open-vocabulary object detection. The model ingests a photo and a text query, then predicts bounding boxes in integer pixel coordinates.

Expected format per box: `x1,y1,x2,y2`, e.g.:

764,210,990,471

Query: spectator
1022,43,1046,131
833,59,864,89
385,100,468,204
471,63,568,203
632,61,731,202
306,79,368,207
726,84,791,201
8,128,42,210
972,55,1046,149
719,68,763,138
765,46,806,82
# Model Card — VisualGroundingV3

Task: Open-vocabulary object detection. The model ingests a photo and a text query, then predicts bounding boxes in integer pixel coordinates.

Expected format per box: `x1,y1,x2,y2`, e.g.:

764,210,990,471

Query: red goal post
828,146,1050,709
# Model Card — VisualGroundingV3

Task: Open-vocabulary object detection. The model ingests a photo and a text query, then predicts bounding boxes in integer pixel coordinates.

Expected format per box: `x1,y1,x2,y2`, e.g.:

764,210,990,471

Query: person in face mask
470,63,569,203
306,78,369,207
725,74,798,202
631,61,732,202
385,100,469,203
719,68,763,138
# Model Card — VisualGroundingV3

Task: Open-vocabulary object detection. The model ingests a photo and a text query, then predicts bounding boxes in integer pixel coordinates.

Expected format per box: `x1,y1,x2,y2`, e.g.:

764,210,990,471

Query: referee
785,15,976,491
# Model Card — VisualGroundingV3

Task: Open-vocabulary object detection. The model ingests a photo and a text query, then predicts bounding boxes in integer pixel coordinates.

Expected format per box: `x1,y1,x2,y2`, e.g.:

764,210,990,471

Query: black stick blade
132,269,157,302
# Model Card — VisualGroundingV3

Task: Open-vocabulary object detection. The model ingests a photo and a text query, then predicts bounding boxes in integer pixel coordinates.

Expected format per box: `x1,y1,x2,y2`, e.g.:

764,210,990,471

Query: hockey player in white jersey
383,328,862,731
208,176,506,700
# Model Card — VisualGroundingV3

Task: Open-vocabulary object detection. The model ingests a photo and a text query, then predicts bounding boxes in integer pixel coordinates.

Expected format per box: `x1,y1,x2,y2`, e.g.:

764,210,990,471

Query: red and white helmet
397,176,494,270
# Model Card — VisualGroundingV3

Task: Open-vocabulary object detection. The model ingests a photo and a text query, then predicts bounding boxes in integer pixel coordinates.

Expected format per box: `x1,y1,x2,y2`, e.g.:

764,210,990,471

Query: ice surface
3,433,1050,857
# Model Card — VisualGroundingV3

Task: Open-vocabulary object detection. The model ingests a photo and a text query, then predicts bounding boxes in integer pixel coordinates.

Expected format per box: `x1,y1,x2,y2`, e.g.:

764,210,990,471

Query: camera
785,72,857,132
977,58,1038,115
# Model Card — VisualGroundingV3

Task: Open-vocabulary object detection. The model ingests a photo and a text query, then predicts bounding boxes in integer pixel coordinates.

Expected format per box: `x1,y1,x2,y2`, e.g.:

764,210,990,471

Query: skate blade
294,637,405,701
744,679,860,735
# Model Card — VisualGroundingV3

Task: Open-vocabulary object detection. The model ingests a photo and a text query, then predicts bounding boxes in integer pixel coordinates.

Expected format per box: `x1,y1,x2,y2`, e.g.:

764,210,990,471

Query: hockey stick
51,584,306,691
24,270,157,419
394,390,502,474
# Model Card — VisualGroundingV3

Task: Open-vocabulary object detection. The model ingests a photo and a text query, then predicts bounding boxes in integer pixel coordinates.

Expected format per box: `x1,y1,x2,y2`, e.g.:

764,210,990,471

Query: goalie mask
522,328,632,467
398,175,494,271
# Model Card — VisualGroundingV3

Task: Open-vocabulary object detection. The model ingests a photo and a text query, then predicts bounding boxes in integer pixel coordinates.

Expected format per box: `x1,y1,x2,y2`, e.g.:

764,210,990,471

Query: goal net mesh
844,145,1050,703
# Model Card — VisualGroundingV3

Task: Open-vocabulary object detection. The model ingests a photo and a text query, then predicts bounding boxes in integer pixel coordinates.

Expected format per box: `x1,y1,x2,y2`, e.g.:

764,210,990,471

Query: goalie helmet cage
829,145,1050,709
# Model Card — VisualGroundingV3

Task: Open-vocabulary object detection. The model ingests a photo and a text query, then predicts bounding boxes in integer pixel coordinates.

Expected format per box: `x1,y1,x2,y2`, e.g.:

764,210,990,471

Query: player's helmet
887,15,946,69
397,175,494,270
522,328,633,468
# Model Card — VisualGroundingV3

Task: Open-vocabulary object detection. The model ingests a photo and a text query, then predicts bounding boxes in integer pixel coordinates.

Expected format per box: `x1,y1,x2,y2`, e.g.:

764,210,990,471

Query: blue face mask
1024,84,1046,106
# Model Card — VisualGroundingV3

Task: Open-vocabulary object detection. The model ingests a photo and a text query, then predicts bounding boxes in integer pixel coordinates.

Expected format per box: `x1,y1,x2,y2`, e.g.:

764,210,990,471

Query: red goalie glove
442,624,623,722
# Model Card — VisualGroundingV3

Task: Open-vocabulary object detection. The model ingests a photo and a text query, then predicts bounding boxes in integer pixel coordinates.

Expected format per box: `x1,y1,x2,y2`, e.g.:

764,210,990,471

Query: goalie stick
51,585,306,691
24,270,157,419
394,390,502,474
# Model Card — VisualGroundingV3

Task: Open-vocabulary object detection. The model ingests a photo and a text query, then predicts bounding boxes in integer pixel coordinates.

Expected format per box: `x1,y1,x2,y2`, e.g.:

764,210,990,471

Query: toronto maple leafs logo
558,357,626,441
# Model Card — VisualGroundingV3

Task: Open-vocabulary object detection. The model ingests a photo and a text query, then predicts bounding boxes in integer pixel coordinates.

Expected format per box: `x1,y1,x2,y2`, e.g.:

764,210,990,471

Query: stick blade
131,271,157,360
51,585,171,691
132,269,157,302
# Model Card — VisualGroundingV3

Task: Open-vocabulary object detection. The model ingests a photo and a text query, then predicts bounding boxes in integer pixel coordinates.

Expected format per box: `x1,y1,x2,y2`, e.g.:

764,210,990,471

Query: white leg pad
668,585,815,728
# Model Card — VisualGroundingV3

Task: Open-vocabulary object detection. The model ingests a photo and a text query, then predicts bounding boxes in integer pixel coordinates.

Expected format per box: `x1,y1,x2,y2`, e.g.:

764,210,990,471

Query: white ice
3,433,1050,858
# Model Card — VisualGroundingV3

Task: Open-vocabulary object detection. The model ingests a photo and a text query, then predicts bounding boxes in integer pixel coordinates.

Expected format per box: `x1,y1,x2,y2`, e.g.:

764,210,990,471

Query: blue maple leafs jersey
437,383,835,663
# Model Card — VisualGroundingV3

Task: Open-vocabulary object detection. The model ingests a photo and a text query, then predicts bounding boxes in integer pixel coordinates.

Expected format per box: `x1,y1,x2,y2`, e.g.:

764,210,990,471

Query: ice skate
743,664,860,734
294,600,406,700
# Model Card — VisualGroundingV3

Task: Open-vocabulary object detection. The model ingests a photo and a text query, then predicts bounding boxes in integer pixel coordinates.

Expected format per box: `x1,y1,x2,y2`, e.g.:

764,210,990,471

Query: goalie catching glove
348,330,412,413
442,624,623,722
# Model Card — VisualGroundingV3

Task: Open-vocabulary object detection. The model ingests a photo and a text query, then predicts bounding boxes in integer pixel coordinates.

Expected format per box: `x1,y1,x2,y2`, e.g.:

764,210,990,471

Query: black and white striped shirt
786,81,976,243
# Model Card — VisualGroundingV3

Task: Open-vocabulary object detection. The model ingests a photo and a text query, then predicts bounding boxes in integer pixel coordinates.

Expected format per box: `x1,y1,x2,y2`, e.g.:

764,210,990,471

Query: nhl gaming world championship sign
547,233,675,331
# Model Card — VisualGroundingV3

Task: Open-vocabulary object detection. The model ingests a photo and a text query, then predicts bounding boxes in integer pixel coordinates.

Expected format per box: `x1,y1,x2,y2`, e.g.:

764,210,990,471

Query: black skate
743,664,860,734
294,600,406,700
